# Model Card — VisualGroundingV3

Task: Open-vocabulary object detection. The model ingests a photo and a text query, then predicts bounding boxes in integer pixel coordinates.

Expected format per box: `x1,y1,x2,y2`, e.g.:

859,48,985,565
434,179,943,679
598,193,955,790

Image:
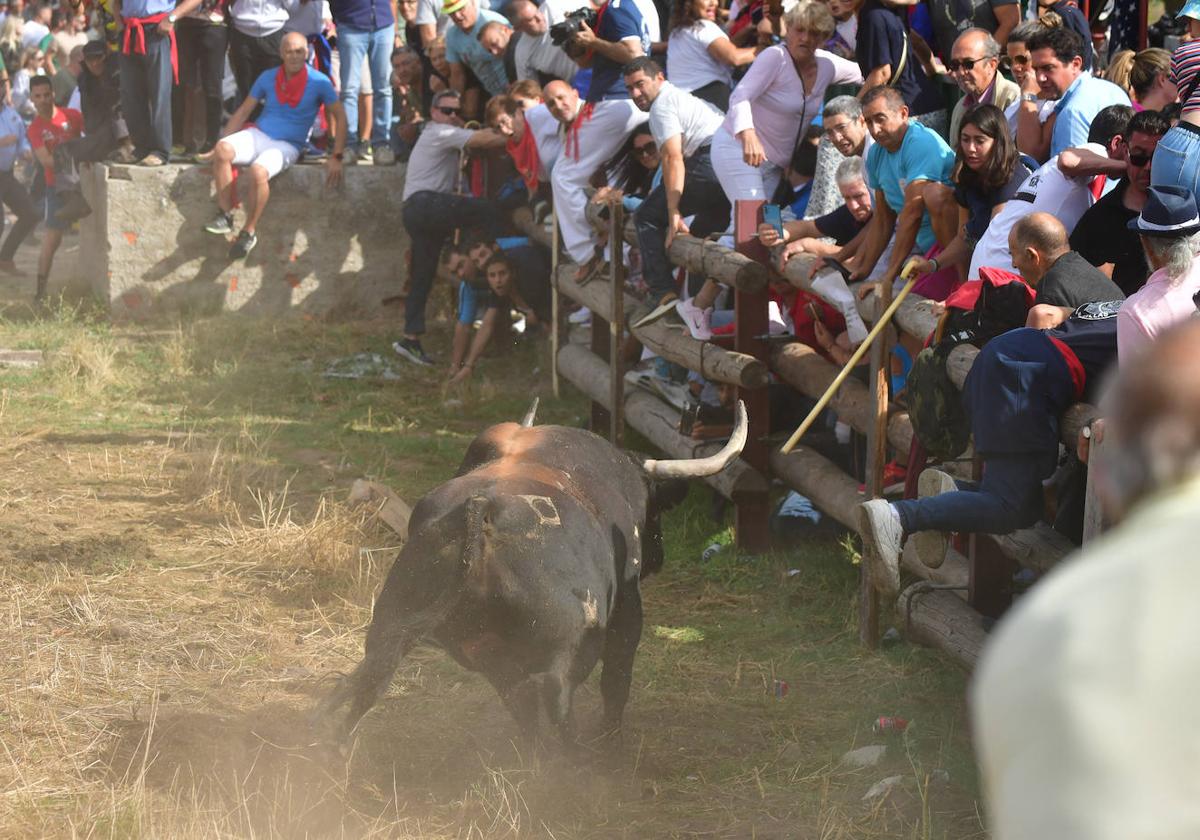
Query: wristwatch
167,12,176,23
332,151,344,161
1021,93,1038,103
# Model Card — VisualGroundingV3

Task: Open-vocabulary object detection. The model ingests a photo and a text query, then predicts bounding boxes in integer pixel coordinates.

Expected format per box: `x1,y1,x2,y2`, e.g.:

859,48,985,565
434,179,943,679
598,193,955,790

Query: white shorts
222,127,300,179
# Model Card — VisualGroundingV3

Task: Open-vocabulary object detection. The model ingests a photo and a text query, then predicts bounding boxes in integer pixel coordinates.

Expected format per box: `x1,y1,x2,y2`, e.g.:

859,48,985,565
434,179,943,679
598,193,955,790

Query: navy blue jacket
330,0,394,31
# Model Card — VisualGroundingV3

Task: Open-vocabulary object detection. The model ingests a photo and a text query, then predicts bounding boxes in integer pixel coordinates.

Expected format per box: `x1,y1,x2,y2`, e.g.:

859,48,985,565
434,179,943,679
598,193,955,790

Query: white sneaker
912,469,958,569
858,499,903,598
568,306,592,325
675,299,713,340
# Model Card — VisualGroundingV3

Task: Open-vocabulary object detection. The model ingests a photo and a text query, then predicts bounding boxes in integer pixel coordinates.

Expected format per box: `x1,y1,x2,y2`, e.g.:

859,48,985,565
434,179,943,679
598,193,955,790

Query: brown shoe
138,153,167,167
0,259,24,276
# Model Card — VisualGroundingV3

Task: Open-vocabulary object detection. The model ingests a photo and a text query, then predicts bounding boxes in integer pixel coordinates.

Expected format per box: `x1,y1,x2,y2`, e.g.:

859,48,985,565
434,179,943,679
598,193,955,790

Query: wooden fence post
732,198,771,554
859,280,893,648
608,205,625,445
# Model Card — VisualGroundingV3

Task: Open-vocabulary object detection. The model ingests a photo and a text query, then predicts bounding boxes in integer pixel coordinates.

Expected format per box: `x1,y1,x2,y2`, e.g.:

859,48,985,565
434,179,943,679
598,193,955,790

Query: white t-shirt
631,0,661,42
666,20,729,92
525,103,563,178
414,0,450,37
514,29,578,82
648,81,722,157
968,142,1106,281
21,21,49,49
1003,96,1056,141
402,123,474,200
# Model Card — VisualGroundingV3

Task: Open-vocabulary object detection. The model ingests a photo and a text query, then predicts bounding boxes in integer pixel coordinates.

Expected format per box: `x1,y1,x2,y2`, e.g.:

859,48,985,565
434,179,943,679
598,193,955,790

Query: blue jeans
891,453,1057,536
338,24,394,151
634,147,730,302
1151,121,1200,196
119,27,173,159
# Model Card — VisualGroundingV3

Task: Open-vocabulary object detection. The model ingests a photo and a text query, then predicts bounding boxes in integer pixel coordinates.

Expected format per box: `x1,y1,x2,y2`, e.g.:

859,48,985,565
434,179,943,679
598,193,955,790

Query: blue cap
1181,0,1200,20
1128,185,1200,237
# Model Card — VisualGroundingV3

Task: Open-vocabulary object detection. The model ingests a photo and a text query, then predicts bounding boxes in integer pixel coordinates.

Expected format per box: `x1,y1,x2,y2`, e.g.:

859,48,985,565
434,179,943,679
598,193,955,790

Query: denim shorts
1150,121,1200,197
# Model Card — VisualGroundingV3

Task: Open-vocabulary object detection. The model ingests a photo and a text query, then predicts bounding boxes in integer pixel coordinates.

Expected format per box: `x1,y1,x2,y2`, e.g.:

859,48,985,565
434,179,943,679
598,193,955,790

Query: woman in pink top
710,0,862,210
1117,184,1200,363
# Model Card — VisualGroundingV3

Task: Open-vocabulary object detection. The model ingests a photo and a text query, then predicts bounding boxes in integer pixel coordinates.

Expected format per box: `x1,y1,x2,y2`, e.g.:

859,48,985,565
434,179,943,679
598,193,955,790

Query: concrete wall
79,161,408,320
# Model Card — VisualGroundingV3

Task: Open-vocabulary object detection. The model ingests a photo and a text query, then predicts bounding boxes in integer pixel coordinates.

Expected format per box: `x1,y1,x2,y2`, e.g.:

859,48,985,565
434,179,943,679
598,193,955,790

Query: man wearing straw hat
443,0,509,119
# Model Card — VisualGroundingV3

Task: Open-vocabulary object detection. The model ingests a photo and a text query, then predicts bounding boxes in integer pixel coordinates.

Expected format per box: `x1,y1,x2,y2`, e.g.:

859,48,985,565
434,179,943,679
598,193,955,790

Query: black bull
320,400,747,741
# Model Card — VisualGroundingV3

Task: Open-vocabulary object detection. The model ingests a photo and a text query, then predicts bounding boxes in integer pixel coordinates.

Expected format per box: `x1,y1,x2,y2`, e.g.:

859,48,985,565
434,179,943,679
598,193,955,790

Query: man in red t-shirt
27,76,83,302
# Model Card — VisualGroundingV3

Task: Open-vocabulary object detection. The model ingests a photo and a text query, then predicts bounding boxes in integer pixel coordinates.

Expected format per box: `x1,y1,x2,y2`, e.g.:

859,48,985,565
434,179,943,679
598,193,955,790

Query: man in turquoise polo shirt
444,0,510,119
837,85,956,289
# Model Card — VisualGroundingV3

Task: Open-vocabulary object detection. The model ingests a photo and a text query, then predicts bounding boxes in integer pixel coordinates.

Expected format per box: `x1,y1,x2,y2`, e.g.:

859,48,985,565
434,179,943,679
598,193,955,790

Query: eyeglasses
1127,151,1153,167
946,56,992,72
633,142,657,158
1001,54,1030,69
436,105,461,116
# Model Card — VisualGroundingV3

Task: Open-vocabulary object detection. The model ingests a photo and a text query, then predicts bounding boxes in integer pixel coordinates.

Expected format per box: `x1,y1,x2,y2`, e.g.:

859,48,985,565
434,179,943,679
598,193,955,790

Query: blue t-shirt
250,67,338,149
586,0,651,103
866,119,955,253
445,9,511,96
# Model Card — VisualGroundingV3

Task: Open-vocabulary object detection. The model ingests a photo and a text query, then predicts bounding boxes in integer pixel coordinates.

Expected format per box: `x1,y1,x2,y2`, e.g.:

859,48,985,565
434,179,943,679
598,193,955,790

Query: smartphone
805,301,824,325
762,204,784,239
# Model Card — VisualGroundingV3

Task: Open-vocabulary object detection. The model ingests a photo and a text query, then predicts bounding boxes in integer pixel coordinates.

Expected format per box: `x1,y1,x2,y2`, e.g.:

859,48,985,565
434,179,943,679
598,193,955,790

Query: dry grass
0,312,985,839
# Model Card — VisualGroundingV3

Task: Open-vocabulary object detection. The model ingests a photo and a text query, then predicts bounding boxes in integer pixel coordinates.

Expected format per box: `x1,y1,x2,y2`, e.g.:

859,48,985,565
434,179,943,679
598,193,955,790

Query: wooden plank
768,446,861,531
510,205,553,249
897,582,987,669
901,541,970,591
1082,432,1107,543
556,266,769,389
556,343,768,500
987,521,1075,574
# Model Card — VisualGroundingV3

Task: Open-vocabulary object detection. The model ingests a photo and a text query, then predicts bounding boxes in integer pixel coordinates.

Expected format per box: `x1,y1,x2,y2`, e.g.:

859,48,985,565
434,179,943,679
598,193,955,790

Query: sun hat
1128,185,1200,238
443,0,467,13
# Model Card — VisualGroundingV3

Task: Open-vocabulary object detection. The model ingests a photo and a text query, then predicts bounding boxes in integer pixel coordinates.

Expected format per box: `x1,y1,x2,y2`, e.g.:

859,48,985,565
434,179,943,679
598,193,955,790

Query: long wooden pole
550,212,560,399
779,259,921,455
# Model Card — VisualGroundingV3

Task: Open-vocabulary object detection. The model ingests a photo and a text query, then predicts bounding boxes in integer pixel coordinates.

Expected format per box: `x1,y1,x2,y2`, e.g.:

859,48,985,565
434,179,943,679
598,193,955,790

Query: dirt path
0,317,984,839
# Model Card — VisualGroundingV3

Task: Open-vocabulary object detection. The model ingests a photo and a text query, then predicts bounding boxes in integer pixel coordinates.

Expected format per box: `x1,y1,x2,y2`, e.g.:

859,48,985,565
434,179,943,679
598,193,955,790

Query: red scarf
275,65,308,108
506,123,541,192
564,102,594,161
121,12,178,83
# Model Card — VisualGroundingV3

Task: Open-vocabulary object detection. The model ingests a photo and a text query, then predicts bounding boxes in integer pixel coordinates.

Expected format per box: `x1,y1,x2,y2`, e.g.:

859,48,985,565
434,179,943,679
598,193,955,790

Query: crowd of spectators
2,0,1197,555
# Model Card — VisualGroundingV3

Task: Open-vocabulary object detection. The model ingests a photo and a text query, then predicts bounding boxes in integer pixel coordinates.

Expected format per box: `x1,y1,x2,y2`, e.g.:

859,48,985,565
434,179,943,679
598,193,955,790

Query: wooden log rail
550,201,1094,664
583,203,769,294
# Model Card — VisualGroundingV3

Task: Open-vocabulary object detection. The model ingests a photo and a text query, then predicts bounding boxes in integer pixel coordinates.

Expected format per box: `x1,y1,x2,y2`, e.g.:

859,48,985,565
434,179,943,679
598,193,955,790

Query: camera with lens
549,7,598,46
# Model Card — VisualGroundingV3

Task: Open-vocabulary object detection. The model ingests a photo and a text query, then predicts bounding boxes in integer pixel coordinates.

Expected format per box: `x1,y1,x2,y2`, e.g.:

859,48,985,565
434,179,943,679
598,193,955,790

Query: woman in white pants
712,1,862,209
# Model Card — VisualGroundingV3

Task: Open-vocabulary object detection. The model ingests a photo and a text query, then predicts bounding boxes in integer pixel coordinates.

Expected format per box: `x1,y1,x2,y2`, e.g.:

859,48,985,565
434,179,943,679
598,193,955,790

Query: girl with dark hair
665,0,757,110
592,125,662,207
910,104,1034,280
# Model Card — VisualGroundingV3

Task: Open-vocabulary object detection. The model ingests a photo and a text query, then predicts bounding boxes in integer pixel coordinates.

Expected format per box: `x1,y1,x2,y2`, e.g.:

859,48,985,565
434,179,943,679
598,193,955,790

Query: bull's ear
650,478,689,513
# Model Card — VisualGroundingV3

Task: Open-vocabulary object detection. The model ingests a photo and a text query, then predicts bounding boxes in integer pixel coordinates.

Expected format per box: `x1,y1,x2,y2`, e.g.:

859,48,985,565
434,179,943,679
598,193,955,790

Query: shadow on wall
82,162,409,321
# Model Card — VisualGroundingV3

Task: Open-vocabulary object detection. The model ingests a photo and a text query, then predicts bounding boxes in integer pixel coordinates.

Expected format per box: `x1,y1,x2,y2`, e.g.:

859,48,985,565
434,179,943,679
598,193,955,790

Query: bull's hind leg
318,618,416,741
599,588,643,735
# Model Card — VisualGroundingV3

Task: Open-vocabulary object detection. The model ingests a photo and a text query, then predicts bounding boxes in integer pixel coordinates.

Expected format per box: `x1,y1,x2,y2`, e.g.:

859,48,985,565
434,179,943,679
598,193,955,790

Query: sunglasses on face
633,142,657,157
1001,54,1030,69
1128,151,1153,167
946,56,990,72
437,105,461,116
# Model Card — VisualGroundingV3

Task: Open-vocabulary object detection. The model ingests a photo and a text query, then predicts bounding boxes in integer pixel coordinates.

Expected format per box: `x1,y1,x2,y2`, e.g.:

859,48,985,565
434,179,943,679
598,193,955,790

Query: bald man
206,31,347,261
973,320,1200,840
1009,212,1123,329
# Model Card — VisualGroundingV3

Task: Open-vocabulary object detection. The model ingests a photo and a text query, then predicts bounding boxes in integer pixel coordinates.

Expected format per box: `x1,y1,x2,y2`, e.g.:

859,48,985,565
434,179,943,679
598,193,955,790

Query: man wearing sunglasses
1070,109,1168,296
394,88,508,367
947,29,1018,151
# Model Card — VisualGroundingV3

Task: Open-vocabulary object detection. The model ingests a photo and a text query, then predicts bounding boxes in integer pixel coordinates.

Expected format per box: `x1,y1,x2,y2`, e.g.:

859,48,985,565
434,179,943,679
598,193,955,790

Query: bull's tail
315,496,492,741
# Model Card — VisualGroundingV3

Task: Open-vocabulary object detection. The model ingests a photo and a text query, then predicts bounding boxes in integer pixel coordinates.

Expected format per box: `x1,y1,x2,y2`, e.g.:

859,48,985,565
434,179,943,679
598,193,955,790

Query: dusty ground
0,309,986,839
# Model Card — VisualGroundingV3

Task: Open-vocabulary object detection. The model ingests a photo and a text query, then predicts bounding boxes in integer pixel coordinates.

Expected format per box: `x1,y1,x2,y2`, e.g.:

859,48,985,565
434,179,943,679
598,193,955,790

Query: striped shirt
1171,38,1200,116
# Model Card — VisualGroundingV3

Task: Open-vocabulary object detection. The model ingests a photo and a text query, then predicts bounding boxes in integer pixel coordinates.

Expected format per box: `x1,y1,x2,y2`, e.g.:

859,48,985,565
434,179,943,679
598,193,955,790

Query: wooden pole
608,204,625,445
551,213,560,399
780,261,921,455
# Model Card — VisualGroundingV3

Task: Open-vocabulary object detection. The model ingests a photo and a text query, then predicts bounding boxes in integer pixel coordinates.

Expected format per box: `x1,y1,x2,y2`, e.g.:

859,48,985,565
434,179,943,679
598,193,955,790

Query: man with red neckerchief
27,75,82,303
113,0,205,166
204,31,346,261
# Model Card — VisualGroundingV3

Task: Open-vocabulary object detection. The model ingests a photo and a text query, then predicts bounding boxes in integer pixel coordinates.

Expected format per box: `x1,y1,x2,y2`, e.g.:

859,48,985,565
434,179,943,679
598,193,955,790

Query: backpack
906,268,1035,460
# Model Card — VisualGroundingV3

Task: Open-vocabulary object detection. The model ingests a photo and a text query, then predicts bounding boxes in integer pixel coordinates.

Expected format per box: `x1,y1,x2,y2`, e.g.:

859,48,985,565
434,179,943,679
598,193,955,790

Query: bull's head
640,401,748,479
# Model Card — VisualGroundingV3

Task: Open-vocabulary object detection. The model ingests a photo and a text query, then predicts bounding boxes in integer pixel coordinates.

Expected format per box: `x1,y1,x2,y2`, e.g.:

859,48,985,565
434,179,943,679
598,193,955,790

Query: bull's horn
642,401,747,479
521,397,539,427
